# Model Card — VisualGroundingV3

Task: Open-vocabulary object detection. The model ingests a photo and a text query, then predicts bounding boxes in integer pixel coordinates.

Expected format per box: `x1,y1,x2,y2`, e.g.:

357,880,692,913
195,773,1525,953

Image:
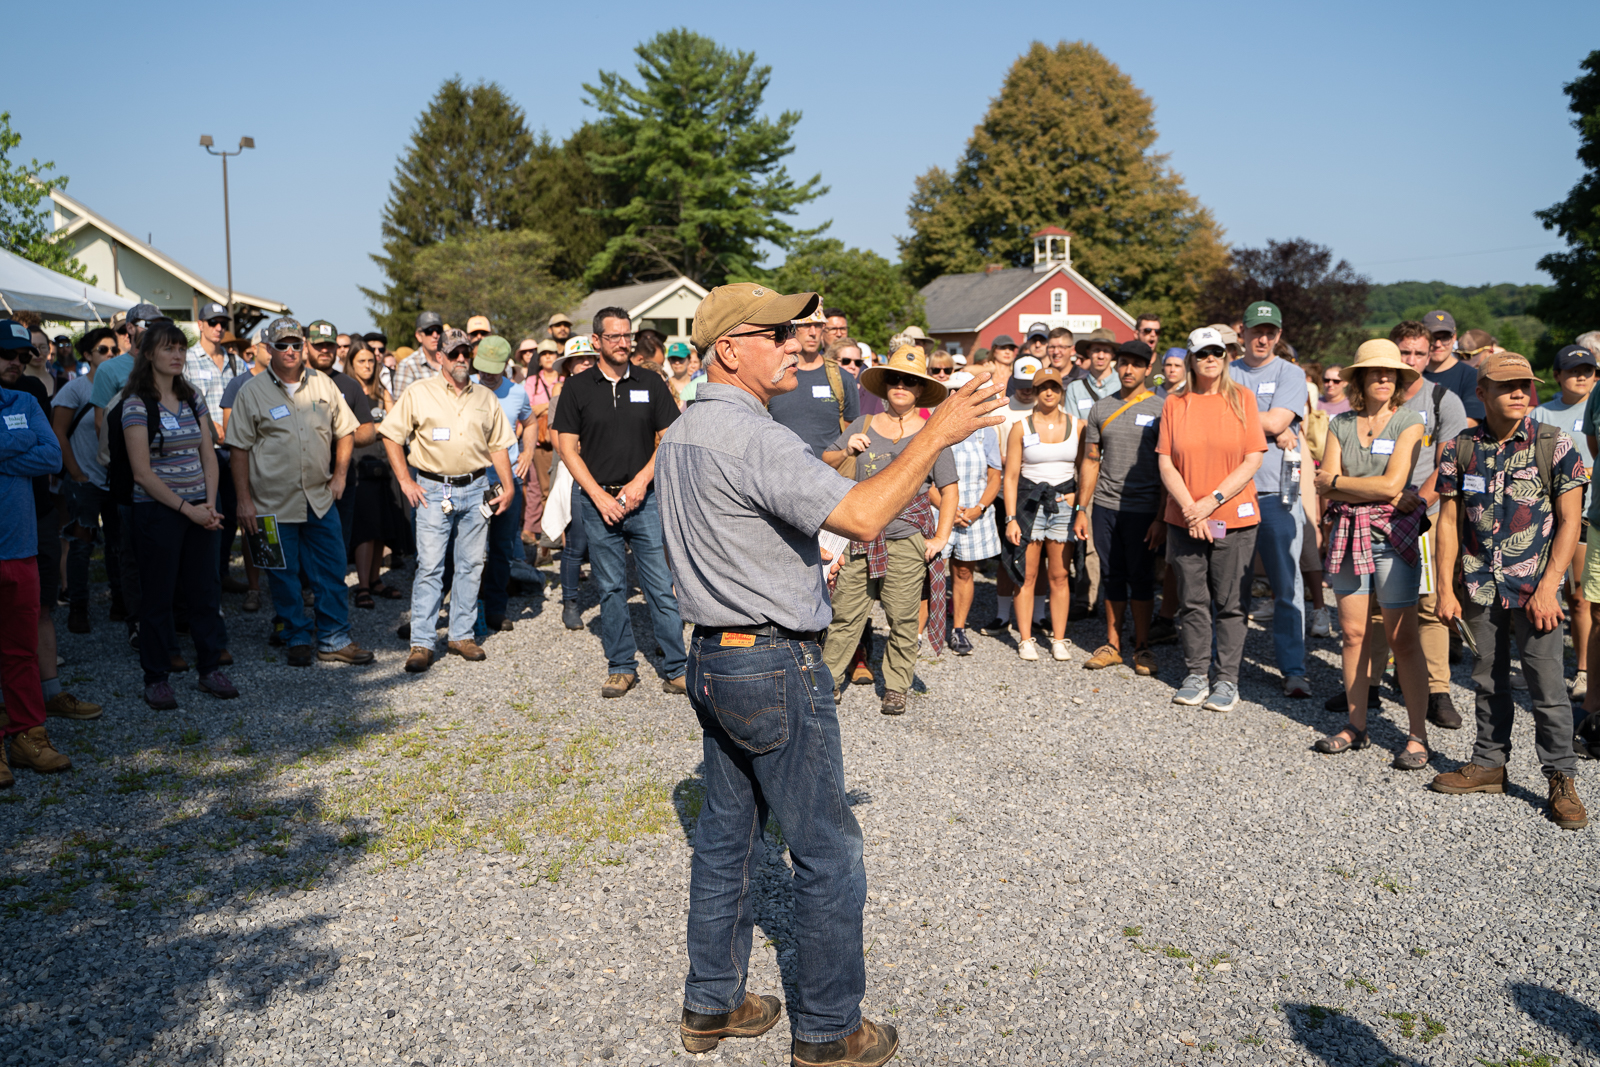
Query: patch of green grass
1326,864,1354,879
1382,1010,1446,1042
1300,1004,1342,1030
1240,1035,1264,1047
257,844,289,858
113,768,166,794
1344,976,1378,993
0,875,28,890
1412,946,1430,958
1200,1042,1219,1052
1123,925,1143,937
177,728,203,746
1162,945,1191,959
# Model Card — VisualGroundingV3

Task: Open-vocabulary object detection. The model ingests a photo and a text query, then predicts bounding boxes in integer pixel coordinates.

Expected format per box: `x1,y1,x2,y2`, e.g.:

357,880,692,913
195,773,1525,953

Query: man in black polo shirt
553,306,687,698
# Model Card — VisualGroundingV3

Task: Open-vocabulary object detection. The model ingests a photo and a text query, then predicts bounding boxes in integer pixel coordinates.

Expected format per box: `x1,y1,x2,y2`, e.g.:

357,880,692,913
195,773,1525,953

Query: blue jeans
412,475,490,647
481,480,523,619
576,488,686,679
683,630,866,1043
561,481,589,603
263,506,354,653
1254,495,1306,677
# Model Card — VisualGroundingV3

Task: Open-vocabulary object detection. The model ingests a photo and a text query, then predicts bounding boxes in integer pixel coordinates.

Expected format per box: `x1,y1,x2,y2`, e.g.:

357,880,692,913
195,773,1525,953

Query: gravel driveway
1,566,1595,1067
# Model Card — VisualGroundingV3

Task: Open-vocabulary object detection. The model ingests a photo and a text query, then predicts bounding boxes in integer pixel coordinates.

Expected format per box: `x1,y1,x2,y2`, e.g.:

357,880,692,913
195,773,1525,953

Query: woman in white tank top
1001,368,1080,662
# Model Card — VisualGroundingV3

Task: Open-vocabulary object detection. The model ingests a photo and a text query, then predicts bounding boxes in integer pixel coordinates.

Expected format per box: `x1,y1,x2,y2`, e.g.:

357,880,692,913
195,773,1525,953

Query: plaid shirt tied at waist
1324,499,1426,576
850,493,948,656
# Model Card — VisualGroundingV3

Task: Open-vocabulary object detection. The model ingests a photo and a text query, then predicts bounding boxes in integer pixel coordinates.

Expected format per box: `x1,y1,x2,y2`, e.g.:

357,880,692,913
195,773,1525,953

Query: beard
448,364,470,386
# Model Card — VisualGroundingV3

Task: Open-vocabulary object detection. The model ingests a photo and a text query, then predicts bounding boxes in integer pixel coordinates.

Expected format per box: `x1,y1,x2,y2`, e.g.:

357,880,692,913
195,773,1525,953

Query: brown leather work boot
680,991,782,1053
1083,644,1121,670
1548,772,1589,830
1430,762,1506,794
0,739,13,789
446,639,486,661
9,726,71,774
792,1018,900,1067
601,673,638,698
404,646,435,674
45,692,103,720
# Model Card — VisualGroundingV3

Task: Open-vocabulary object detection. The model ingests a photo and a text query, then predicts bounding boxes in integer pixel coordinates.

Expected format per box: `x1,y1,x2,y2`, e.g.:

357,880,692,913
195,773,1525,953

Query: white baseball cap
1012,355,1044,381
948,370,975,389
1187,327,1226,352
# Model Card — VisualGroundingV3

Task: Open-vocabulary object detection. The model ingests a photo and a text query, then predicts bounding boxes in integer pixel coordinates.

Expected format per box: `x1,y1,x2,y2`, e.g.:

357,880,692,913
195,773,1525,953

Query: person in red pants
0,320,73,785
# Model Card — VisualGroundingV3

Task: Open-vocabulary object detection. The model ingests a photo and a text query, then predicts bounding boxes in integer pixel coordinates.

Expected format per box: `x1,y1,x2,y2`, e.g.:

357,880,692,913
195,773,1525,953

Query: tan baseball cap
547,312,573,328
1477,352,1535,382
466,315,492,335
692,283,819,350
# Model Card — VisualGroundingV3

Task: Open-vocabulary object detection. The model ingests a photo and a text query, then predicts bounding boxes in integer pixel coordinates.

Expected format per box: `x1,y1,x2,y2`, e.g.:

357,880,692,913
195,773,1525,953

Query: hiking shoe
45,692,102,720
948,627,973,656
169,653,190,673
881,690,906,716
447,639,486,661
144,681,178,710
1572,670,1589,702
1309,605,1332,637
1172,674,1209,706
0,744,11,790
319,642,376,665
1203,681,1239,713
602,673,638,698
269,618,287,646
197,671,239,699
680,992,782,1054
1017,638,1039,662
848,643,874,684
1430,762,1506,794
67,606,90,634
242,589,262,613
792,1018,899,1067
1084,644,1120,670
562,601,583,630
218,648,233,666
1426,692,1463,729
662,675,687,696
9,727,70,774
1132,647,1158,677
404,646,434,673
1284,676,1311,698
486,615,515,632
286,645,314,668
1147,614,1179,646
1547,772,1588,830
1051,638,1071,662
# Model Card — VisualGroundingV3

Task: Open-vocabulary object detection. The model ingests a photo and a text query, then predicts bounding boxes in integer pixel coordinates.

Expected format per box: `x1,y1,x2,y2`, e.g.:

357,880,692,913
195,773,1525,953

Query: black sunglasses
837,357,863,368
443,349,473,360
927,366,954,376
728,322,797,344
205,318,230,327
420,326,443,336
92,344,116,355
880,372,924,390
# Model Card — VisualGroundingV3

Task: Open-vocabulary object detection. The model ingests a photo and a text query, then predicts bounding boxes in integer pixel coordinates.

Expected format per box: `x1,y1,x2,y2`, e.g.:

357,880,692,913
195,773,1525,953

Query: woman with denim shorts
1002,368,1081,662
1314,339,1431,769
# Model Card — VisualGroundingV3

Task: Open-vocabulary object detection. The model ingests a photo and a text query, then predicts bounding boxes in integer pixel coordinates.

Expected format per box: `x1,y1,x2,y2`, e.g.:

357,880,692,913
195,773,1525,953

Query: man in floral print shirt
1433,352,1588,829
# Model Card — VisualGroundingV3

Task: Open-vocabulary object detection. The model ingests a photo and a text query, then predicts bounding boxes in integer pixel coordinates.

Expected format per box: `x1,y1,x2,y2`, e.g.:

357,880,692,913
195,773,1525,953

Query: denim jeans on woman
576,488,686,680
263,505,355,653
411,475,490,647
683,629,867,1043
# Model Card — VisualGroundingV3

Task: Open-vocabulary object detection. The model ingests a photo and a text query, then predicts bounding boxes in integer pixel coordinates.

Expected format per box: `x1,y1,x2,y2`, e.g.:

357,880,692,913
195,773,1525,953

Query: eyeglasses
269,340,304,352
728,323,798,344
599,332,634,344
880,372,924,390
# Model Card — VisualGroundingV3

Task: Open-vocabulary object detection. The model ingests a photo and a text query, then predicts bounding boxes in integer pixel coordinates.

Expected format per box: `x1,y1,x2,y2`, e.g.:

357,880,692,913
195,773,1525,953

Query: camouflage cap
440,327,472,355
305,320,338,347
262,317,305,344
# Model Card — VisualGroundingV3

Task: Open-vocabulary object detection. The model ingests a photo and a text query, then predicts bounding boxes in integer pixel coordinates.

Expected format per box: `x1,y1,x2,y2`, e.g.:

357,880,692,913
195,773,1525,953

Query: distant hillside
1365,281,1550,355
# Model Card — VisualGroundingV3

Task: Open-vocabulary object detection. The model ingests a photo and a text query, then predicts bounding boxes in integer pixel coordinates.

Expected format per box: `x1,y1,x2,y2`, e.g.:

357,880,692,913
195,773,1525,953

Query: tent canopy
0,246,136,322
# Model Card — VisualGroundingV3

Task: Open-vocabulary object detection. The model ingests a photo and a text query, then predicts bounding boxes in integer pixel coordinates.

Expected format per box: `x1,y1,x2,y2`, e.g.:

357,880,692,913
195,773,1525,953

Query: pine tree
581,28,827,287
1533,50,1600,360
898,41,1226,332
0,112,93,283
522,124,630,286
363,79,535,340
763,239,927,353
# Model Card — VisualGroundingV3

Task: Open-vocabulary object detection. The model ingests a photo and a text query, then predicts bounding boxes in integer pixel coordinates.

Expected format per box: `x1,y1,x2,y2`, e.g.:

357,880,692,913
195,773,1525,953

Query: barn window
1050,288,1067,315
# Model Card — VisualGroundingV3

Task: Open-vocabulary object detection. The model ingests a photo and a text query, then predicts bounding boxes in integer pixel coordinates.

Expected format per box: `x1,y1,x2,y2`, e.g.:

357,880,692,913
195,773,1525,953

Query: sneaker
45,692,102,720
1147,615,1179,646
1203,681,1239,713
601,673,638,699
848,644,874,685
948,628,974,656
1132,647,1159,677
319,643,376,665
1571,670,1588,702
1083,644,1120,669
1172,674,1210,706
242,589,262,613
1250,599,1274,624
1017,638,1039,662
197,670,239,699
1283,676,1311,698
662,675,687,696
8,727,70,774
67,606,90,634
1430,762,1506,794
1309,605,1332,637
143,681,177,710
1427,692,1463,729
1051,638,1071,662
976,617,1008,635
1547,772,1589,830
562,601,583,630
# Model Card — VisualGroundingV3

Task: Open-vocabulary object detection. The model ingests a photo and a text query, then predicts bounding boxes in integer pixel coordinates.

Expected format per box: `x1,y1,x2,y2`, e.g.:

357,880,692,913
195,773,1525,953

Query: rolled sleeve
741,424,853,537
378,389,416,446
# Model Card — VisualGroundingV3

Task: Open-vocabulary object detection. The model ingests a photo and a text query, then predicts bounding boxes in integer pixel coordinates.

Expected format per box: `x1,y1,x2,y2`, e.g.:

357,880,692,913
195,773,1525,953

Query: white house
567,276,708,345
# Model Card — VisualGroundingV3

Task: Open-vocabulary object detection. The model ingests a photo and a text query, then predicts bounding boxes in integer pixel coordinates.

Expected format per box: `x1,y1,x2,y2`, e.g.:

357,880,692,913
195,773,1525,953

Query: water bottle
1279,445,1302,506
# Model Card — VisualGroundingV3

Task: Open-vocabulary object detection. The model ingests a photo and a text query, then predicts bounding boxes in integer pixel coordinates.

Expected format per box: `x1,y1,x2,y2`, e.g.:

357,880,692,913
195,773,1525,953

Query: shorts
1328,536,1420,609
1029,501,1074,543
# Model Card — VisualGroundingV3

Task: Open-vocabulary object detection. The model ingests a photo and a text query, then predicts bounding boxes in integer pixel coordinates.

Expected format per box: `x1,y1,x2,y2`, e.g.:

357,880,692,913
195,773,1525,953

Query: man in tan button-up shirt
228,317,374,669
380,328,515,673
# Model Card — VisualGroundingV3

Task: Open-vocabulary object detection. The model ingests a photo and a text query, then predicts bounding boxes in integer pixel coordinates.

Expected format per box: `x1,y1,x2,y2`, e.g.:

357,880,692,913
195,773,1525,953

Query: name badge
1257,381,1277,395
1237,502,1255,518
269,405,291,421
1134,413,1155,427
3,413,26,430
719,632,756,647
1022,433,1041,446
1576,418,1585,433
1372,438,1396,455
160,410,181,432
195,369,213,381
812,385,833,399
1077,399,1092,410
629,389,650,403
431,427,451,441
1463,474,1487,493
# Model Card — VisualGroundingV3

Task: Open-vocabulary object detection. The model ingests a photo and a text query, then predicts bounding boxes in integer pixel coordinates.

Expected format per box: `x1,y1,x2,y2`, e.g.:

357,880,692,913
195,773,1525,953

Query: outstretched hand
924,371,1006,447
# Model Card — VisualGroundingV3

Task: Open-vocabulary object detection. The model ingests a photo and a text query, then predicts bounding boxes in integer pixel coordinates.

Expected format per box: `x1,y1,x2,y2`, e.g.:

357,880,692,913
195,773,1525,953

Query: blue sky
13,0,1597,332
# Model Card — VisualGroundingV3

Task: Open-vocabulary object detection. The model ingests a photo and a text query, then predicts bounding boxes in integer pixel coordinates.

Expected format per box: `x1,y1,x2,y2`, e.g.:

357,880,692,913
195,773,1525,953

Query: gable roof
49,188,289,315
920,263,1135,333
569,276,709,329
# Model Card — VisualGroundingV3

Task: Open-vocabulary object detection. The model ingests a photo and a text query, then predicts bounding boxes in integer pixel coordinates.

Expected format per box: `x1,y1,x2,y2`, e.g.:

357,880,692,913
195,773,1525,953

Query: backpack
1451,422,1561,498
107,395,198,507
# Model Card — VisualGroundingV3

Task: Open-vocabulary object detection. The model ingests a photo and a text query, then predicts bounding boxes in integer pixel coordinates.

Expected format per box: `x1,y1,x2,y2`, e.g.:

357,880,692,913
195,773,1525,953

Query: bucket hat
1340,339,1420,388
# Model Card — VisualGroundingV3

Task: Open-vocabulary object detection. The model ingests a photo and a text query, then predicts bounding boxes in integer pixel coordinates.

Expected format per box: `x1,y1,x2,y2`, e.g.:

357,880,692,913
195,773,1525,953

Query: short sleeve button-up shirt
1436,416,1588,608
184,343,246,418
391,349,438,399
228,367,359,522
378,374,514,477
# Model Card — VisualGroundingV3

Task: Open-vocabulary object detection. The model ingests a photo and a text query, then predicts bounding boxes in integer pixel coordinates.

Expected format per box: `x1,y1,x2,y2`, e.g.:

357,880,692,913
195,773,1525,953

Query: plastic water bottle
1280,446,1301,506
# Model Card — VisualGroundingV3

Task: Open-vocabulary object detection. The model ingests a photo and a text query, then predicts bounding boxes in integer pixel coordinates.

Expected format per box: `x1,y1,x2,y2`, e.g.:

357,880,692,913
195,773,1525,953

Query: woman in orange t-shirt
1155,329,1269,713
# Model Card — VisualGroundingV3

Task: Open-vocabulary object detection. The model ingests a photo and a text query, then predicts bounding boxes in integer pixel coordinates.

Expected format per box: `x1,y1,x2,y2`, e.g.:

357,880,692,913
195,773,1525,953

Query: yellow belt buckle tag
720,632,756,648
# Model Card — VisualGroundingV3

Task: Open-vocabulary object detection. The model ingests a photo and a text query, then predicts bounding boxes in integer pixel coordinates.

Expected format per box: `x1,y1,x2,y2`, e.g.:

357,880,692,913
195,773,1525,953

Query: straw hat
859,344,949,405
1340,339,1420,388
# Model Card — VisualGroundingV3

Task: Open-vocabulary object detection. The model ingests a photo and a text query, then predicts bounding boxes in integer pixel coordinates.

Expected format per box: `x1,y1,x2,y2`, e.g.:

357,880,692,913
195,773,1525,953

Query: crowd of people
0,297,1596,834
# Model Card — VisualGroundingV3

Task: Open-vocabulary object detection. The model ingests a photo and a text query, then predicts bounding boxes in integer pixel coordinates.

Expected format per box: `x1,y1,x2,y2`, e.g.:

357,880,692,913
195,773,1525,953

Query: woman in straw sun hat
822,345,958,716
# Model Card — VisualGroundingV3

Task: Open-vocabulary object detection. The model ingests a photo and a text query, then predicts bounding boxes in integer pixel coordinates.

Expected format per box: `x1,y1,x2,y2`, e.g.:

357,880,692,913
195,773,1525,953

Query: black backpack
107,395,198,507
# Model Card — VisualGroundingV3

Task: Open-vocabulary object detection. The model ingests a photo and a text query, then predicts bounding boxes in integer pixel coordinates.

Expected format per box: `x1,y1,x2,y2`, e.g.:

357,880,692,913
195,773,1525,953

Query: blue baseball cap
1555,344,1597,372
0,319,36,351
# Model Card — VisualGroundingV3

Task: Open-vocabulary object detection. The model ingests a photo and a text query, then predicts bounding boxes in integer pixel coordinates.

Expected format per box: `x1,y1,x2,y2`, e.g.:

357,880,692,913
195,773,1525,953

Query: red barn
920,227,1136,355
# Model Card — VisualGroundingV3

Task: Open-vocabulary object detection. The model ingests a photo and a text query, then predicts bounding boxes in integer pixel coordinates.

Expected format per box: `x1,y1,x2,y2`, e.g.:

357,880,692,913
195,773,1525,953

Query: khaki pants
1361,593,1451,694
824,535,925,694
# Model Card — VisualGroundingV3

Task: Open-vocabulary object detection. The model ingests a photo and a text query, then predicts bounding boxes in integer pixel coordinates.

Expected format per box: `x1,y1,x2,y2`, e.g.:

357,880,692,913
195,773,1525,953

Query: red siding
931,267,1135,354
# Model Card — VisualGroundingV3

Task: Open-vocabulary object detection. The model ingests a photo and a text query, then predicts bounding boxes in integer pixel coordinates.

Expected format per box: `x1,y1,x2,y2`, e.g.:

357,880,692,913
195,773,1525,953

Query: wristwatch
1211,490,1225,505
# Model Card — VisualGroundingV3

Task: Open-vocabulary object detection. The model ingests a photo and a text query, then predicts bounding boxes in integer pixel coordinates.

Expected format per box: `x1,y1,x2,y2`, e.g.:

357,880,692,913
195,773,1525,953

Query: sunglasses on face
837,358,863,368
728,322,797,345
205,318,229,328
880,372,923,390
270,340,303,352
928,366,954,376
1193,350,1225,362
1323,376,1342,384
667,355,687,363
469,331,489,339
420,326,443,336
443,350,473,361
92,344,116,355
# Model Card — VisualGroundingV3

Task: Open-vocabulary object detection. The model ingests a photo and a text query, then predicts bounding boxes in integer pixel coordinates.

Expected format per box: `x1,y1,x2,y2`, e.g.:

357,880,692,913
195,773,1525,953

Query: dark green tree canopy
581,28,827,287
412,229,583,344
761,239,927,353
1198,238,1370,362
1533,49,1600,358
0,112,92,283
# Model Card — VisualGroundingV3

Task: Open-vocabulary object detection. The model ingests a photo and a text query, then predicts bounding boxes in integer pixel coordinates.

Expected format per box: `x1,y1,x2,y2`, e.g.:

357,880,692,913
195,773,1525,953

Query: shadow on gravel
1280,1002,1422,1066
1511,982,1600,1057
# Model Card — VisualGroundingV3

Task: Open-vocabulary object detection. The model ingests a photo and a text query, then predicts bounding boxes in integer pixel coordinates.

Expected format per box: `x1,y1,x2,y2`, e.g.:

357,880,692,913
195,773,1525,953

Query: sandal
1314,726,1370,754
353,586,376,610
370,581,404,600
1393,734,1430,771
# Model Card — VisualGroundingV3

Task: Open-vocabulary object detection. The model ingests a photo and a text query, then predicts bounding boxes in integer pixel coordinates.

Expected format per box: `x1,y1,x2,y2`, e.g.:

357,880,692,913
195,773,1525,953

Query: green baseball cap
305,320,338,346
472,335,512,374
1242,302,1282,329
666,341,691,361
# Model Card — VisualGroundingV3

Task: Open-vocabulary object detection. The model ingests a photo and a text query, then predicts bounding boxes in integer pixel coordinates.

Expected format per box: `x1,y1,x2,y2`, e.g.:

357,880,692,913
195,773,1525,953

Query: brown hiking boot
680,992,782,1053
9,727,71,774
1084,644,1121,670
0,740,12,789
318,642,376,665
662,674,687,695
792,1018,900,1067
404,646,435,674
1132,647,1159,677
446,639,486,661
45,692,103,720
1548,772,1589,830
601,673,638,698
1430,762,1506,794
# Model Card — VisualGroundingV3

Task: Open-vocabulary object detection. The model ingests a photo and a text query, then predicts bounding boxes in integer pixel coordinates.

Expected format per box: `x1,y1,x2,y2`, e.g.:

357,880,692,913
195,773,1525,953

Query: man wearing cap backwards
1230,300,1312,698
767,305,860,460
655,283,1005,1066
393,310,446,398
1420,309,1486,424
1433,352,1589,829
229,318,376,670
546,312,574,347
472,335,542,631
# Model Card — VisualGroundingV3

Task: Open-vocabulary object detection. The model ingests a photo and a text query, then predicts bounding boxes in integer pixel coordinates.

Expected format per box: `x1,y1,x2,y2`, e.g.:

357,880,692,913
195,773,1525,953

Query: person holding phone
1155,328,1268,712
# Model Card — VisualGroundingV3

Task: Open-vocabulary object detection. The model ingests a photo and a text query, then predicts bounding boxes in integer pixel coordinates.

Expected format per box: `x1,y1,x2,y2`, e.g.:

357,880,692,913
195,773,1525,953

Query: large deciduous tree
581,28,827,287
1533,49,1600,361
0,112,93,283
760,240,927,354
1198,238,1371,362
897,41,1226,330
412,230,583,345
364,79,535,340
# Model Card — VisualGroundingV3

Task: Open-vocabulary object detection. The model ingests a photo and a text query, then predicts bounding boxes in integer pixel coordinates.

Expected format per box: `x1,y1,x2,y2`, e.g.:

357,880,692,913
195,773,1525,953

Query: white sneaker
1309,605,1332,637
1571,669,1588,701
1017,638,1040,662
1251,599,1275,624
1051,638,1071,661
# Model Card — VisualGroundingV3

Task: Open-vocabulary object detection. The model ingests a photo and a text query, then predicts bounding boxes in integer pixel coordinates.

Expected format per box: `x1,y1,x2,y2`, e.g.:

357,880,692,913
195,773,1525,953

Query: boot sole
1429,781,1505,795
1551,811,1589,829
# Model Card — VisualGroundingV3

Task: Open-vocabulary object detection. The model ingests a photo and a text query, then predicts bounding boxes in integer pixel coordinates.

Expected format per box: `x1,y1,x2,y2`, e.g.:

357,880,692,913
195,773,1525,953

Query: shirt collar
267,365,318,391
699,382,770,419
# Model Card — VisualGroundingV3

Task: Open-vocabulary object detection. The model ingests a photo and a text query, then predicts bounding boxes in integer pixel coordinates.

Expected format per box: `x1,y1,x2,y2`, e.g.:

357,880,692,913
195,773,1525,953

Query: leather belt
416,469,485,487
693,623,825,645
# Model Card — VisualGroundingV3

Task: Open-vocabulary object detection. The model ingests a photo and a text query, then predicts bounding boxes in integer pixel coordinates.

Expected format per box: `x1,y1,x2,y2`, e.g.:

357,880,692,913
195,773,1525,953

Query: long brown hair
127,321,198,409
348,347,385,406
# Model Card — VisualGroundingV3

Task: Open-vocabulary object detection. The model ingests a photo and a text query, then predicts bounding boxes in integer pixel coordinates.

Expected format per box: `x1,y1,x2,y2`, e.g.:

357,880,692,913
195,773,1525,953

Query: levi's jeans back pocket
704,668,789,755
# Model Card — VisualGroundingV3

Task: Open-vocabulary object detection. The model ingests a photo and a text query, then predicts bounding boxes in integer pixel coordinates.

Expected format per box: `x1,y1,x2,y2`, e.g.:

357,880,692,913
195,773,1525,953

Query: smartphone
1208,519,1227,540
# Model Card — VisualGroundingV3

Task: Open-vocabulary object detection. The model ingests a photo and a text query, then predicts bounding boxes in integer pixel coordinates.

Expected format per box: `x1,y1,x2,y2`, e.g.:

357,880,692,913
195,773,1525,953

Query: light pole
198,135,254,330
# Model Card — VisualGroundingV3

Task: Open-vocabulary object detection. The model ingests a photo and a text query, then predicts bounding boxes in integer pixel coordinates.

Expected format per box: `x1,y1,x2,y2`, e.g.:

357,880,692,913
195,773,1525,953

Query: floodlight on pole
199,134,255,329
